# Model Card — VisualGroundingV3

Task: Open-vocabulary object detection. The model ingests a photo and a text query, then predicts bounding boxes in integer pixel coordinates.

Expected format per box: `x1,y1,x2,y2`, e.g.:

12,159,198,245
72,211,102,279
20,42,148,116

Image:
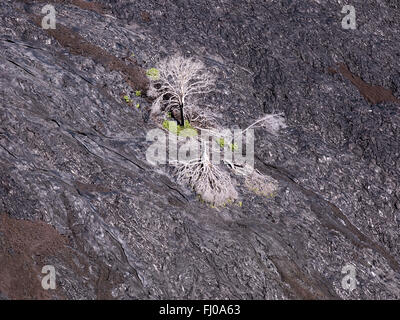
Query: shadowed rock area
0,0,399,299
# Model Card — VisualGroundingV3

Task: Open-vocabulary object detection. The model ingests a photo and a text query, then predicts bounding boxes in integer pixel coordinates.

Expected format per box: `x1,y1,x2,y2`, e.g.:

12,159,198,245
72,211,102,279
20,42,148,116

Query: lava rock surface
0,0,399,299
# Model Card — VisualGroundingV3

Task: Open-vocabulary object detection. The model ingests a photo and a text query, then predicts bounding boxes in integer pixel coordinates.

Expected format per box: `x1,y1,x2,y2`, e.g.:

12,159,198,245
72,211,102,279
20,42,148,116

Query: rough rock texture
0,0,399,299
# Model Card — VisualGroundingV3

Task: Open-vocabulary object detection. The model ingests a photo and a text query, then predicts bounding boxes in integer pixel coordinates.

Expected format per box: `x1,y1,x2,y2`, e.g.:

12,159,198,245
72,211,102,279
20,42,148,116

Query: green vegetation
216,138,225,148
216,138,238,151
230,143,238,151
123,95,131,103
146,68,160,80
162,120,198,137
135,90,142,97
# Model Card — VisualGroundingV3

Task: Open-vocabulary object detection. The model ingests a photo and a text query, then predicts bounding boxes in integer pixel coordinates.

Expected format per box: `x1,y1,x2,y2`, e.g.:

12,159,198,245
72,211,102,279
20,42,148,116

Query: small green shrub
216,138,225,148
146,68,160,80
162,120,198,137
216,138,238,151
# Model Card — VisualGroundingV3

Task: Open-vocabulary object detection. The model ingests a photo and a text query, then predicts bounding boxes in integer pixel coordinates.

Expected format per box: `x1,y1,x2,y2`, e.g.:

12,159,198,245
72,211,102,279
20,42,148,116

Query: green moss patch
162,120,198,137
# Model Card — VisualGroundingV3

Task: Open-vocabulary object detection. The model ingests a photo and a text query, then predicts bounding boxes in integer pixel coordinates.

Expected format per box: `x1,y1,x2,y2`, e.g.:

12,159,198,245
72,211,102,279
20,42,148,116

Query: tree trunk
179,103,185,126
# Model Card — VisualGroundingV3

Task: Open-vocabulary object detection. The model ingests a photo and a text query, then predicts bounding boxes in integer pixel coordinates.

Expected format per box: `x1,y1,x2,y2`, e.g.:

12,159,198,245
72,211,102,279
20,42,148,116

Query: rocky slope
0,0,399,299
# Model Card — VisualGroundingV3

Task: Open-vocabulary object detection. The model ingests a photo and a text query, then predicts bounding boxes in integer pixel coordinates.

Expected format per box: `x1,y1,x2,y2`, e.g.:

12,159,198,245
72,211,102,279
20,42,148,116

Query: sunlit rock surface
0,0,399,299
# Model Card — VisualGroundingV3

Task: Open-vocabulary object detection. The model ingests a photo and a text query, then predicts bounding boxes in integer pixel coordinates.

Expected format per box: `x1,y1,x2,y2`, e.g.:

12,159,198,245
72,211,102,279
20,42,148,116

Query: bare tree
147,54,288,206
172,141,238,206
241,113,287,135
148,55,215,126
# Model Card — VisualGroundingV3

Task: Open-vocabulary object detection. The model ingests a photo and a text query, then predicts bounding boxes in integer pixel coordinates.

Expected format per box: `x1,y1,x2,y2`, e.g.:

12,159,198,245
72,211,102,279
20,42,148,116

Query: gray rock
0,0,399,299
